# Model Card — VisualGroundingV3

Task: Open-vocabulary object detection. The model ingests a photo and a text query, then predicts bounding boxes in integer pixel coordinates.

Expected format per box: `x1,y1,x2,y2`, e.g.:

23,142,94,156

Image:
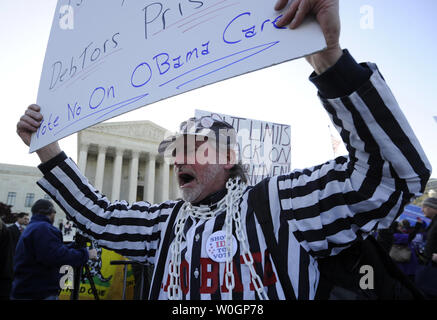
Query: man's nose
174,149,187,165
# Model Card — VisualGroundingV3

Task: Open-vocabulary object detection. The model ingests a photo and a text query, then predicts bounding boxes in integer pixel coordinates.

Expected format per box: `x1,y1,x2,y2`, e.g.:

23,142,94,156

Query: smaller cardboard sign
195,109,291,185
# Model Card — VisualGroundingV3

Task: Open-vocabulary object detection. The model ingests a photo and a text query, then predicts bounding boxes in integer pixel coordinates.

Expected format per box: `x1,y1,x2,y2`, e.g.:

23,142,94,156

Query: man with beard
16,0,431,299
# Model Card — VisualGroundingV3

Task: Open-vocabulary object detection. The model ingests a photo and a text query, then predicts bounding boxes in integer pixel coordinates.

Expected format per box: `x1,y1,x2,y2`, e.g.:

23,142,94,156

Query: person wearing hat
16,0,432,300
10,199,97,300
422,197,437,264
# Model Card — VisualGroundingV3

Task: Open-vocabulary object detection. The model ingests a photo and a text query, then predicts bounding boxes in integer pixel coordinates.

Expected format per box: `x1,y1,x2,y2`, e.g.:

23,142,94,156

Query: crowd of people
0,211,28,299
2,196,435,300
0,199,96,300
375,197,437,298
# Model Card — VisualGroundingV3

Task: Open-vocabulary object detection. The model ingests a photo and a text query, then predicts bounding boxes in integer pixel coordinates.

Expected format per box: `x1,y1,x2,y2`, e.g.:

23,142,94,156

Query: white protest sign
30,0,326,152
195,109,291,185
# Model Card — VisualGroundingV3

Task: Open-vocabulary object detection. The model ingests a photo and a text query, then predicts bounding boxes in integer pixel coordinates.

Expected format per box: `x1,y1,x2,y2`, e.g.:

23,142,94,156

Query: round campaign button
206,230,237,263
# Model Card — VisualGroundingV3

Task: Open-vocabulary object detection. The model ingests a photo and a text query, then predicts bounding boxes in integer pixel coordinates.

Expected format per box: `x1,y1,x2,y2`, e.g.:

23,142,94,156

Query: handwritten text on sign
195,109,291,185
30,0,325,152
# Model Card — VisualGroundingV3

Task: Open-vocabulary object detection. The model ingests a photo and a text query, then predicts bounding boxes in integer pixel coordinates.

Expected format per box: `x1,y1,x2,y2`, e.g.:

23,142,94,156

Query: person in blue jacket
10,199,96,300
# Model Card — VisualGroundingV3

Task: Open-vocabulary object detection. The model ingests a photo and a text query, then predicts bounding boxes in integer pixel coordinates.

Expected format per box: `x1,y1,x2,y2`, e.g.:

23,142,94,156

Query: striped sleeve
273,63,431,259
36,154,176,264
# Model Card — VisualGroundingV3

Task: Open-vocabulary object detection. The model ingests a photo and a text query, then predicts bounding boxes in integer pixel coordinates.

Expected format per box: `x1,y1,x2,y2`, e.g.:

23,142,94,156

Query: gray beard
181,187,202,203
180,165,222,203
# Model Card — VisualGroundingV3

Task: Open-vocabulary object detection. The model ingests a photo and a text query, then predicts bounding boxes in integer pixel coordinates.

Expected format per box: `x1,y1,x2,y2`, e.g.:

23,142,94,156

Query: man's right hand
17,104,62,162
17,104,43,146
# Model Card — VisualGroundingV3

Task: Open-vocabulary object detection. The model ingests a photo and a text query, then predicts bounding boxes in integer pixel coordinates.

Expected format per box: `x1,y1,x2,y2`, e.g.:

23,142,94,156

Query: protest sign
30,0,325,152
397,204,431,227
59,240,135,300
195,109,291,185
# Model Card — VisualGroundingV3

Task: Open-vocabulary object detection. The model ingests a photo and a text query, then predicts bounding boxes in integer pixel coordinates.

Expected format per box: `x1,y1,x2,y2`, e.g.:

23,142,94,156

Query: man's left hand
275,0,343,74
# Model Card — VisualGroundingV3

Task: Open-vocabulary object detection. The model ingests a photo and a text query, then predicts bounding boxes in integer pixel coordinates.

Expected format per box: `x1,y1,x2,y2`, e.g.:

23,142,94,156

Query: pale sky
1,0,436,179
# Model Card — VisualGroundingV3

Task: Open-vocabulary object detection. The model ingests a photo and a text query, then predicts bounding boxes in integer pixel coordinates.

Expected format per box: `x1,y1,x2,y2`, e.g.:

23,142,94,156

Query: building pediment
86,121,170,143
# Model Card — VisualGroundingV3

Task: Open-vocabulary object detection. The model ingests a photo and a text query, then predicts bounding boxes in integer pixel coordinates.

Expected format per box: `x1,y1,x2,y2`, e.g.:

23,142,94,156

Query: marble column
128,150,140,204
170,164,182,200
95,145,107,192
161,160,170,202
143,153,156,203
111,148,124,201
78,143,89,173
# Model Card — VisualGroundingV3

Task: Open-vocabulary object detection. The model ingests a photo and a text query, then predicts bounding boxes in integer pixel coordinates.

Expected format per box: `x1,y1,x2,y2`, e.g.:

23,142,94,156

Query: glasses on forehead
179,115,225,132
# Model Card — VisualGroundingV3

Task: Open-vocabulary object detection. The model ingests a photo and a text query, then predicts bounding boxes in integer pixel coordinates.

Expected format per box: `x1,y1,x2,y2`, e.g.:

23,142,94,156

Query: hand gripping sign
30,0,325,152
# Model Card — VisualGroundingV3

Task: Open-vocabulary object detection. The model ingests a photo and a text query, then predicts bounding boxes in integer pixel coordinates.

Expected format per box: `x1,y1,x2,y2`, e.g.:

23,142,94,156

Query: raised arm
16,104,175,263
268,0,432,258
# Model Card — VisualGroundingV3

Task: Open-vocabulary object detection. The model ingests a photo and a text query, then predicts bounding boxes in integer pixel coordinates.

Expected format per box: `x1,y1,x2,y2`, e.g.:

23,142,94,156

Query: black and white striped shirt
37,59,431,300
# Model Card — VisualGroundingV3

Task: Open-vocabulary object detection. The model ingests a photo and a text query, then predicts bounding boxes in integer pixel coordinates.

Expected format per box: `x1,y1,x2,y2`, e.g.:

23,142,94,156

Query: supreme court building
0,120,181,227
77,120,181,204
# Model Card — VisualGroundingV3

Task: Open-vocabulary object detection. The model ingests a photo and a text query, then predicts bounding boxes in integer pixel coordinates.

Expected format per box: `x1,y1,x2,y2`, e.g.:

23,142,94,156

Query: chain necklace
167,177,268,300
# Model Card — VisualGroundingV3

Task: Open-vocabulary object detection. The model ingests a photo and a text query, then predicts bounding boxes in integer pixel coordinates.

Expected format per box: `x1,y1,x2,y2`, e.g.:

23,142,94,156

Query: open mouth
178,172,196,187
